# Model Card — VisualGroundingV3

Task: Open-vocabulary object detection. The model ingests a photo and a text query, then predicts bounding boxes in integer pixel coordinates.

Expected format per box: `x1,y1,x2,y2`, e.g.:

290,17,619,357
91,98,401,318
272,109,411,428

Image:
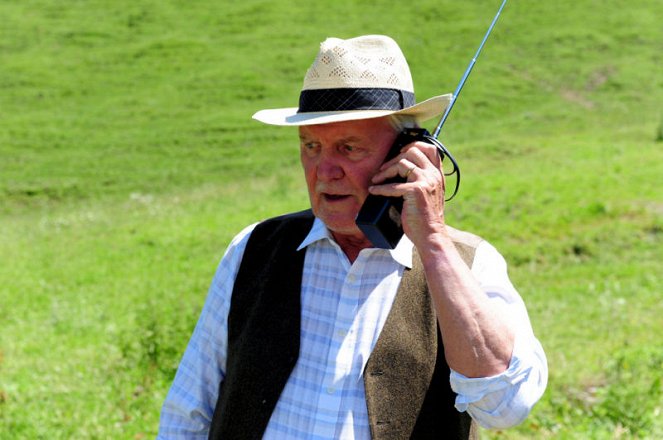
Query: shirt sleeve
156,223,257,439
449,240,548,429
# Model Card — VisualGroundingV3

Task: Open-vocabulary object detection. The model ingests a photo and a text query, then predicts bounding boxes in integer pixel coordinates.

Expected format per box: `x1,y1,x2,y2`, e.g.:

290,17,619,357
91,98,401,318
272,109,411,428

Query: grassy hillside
1,0,662,438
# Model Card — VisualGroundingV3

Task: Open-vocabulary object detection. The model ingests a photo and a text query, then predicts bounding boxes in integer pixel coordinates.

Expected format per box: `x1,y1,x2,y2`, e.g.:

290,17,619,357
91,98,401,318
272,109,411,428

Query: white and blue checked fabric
157,217,547,439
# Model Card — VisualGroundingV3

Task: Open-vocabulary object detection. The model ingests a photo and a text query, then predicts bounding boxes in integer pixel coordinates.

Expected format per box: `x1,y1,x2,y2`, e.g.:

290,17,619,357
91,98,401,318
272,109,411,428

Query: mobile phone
355,127,460,249
355,127,432,249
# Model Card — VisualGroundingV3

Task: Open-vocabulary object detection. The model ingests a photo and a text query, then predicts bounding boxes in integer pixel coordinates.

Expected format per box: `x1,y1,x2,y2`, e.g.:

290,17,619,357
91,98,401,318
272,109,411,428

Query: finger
401,141,442,170
403,163,417,180
403,142,441,169
368,179,412,197
397,147,445,191
372,158,417,183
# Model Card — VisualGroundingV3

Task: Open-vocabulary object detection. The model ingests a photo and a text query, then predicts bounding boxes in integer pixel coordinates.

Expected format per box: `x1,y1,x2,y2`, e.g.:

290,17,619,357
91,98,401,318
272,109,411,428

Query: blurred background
1,0,661,438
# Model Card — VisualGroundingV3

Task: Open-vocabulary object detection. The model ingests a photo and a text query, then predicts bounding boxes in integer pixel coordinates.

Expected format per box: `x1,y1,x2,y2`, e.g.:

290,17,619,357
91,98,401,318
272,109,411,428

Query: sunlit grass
1,0,662,438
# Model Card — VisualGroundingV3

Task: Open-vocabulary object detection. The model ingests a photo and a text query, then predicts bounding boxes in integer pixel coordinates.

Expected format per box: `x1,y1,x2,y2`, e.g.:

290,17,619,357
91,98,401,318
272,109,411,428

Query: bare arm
416,231,514,377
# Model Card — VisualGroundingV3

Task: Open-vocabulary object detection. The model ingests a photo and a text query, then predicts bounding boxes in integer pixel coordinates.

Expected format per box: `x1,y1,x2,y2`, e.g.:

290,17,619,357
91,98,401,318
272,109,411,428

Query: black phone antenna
432,0,508,139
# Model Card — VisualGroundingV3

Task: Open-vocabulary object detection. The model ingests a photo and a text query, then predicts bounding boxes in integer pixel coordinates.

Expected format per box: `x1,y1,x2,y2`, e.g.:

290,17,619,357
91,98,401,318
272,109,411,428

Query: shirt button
347,274,356,283
336,329,348,337
326,386,336,394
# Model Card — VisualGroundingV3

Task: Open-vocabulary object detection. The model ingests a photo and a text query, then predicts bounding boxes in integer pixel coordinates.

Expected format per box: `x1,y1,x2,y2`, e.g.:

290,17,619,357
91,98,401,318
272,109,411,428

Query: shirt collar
297,217,413,269
297,216,332,250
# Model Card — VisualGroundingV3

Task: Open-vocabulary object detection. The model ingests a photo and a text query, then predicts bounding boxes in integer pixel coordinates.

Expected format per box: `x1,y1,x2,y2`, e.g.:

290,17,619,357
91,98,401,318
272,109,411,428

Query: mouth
322,193,352,203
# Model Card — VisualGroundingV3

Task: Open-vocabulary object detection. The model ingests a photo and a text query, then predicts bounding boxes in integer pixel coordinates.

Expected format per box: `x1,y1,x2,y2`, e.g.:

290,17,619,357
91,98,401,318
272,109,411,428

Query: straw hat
252,35,451,126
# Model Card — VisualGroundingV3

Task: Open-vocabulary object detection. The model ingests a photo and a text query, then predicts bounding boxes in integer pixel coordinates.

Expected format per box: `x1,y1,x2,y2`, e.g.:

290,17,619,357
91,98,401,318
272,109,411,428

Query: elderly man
158,35,547,439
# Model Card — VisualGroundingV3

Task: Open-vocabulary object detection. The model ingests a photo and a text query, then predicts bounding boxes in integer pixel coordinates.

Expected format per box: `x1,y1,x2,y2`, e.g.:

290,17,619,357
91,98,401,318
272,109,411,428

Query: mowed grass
1,0,662,438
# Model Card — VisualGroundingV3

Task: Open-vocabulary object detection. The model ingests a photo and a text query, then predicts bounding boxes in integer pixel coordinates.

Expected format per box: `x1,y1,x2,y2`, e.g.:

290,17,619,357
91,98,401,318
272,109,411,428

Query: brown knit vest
209,210,480,439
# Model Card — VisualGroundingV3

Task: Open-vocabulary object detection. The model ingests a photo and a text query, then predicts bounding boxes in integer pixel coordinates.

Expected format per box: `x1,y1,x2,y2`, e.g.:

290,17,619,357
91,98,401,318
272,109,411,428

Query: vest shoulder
249,209,314,246
446,225,484,249
257,209,314,227
446,226,484,267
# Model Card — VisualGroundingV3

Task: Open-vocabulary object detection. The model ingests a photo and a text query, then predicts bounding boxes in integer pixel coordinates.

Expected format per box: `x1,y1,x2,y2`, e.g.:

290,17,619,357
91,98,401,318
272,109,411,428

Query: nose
316,150,344,182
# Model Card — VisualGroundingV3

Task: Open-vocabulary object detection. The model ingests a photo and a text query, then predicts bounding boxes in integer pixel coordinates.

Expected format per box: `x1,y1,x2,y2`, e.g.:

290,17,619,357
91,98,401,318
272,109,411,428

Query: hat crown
252,35,451,126
303,35,415,92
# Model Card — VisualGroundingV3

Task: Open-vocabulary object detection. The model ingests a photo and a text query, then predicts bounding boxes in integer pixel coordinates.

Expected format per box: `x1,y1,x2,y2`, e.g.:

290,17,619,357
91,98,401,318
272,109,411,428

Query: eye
339,143,369,161
301,141,320,157
341,143,363,156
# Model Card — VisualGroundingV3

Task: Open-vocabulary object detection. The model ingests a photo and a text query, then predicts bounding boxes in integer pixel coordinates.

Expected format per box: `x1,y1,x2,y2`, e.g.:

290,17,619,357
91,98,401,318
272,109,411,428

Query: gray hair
387,114,418,133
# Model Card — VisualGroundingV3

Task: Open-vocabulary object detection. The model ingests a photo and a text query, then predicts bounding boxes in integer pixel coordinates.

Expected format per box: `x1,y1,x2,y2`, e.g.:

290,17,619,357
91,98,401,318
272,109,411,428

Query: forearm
418,231,515,378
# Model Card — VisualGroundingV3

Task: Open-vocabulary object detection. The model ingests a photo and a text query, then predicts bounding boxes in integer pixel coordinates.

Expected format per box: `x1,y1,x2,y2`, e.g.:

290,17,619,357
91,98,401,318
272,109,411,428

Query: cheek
351,162,382,189
301,157,314,181
301,159,318,198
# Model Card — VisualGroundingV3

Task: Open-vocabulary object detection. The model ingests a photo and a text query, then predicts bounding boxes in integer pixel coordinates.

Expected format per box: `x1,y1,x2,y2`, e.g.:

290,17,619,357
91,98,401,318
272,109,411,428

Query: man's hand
368,139,448,248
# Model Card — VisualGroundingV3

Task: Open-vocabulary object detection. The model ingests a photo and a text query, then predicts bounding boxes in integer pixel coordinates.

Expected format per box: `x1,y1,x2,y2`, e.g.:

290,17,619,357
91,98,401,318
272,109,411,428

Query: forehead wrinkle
299,130,364,146
335,135,362,145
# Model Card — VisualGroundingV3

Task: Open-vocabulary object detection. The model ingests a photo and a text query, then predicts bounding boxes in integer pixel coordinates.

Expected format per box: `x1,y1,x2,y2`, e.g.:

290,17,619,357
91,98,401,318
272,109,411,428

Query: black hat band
298,88,415,113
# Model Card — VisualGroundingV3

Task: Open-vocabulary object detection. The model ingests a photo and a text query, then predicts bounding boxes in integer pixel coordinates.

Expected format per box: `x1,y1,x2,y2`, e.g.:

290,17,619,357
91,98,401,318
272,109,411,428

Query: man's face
299,117,398,240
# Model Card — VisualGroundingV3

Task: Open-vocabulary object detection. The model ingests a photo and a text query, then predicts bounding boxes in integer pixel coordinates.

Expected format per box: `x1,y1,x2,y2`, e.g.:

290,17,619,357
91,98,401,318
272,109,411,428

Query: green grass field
1,0,662,438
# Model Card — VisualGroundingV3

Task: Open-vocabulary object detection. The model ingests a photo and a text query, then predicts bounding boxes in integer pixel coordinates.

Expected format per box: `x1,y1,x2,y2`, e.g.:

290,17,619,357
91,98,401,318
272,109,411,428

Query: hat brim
252,93,452,126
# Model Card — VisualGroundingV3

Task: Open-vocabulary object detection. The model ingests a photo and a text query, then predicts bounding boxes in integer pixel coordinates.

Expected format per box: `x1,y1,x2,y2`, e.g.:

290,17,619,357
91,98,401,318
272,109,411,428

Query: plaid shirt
158,217,547,439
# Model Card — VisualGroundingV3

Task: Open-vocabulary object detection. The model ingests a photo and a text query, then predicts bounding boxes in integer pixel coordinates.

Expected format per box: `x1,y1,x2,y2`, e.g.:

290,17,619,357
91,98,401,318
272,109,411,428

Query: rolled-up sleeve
450,240,548,429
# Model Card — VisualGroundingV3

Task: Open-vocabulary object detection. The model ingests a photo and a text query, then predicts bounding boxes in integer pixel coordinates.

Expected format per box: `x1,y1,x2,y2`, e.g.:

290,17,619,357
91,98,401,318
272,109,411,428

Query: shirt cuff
449,334,539,429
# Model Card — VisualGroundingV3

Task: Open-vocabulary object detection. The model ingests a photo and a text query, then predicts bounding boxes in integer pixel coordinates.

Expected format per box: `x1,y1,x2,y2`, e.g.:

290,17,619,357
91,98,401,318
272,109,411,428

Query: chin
316,211,359,235
329,223,362,237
